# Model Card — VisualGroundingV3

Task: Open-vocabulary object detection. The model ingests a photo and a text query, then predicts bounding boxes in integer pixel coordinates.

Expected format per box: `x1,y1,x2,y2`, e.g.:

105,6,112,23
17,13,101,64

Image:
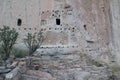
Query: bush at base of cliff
0,26,18,60
12,47,29,58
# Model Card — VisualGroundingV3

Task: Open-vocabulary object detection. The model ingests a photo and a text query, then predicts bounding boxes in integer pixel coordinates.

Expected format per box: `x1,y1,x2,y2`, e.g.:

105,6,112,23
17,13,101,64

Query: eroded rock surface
18,52,111,80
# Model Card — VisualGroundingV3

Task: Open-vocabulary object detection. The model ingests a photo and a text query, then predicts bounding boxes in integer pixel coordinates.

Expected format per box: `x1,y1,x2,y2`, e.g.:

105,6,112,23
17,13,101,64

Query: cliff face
0,0,120,63
109,0,120,63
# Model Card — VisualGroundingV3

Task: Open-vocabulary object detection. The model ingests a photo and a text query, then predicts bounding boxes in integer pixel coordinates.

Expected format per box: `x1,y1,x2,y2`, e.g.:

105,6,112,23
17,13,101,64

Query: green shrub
93,61,103,67
109,65,120,72
0,46,5,62
12,47,29,58
24,31,44,56
0,55,3,65
87,57,103,67
0,26,18,60
88,0,93,5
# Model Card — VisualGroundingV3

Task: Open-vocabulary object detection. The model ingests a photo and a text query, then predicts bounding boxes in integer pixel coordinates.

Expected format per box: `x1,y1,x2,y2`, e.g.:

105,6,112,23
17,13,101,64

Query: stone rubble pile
0,51,116,80
19,52,113,80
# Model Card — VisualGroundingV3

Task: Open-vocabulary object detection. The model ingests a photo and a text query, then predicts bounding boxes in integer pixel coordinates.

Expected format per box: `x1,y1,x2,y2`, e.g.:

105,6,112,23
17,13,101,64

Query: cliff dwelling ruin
0,0,120,71
0,0,109,50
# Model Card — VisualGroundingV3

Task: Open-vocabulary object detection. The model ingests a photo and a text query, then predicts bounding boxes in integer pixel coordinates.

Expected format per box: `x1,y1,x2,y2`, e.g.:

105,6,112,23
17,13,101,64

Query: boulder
5,67,20,80
26,70,52,79
74,71,90,80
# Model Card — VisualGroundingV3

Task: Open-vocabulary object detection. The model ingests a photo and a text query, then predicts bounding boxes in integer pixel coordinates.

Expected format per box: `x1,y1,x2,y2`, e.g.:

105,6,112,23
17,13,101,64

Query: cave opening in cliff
17,18,22,26
56,18,60,25
84,24,87,30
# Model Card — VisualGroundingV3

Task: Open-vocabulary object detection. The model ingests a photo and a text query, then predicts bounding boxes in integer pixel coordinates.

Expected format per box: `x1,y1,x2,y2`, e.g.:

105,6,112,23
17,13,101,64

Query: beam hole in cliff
29,28,31,30
64,4,71,9
24,28,26,30
44,28,46,31
86,40,94,43
68,28,71,30
49,28,51,30
17,18,22,26
52,14,54,16
72,27,75,32
41,28,43,31
56,18,60,25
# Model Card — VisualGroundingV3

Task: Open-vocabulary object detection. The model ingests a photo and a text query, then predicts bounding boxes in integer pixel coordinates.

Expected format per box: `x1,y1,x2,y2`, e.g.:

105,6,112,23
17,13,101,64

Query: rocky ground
17,51,116,80
0,51,118,80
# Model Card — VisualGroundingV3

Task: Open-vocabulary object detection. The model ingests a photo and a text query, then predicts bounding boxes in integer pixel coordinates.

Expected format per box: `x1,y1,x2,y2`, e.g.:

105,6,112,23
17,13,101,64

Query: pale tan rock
26,70,52,79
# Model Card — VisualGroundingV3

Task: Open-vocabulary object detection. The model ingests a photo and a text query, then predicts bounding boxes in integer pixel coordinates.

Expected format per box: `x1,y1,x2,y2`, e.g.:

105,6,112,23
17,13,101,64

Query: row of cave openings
17,18,87,32
17,18,60,26
17,9,72,26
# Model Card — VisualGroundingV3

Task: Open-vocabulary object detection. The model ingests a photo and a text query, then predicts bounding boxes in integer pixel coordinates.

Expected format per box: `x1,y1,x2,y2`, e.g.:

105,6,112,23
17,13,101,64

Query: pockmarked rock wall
0,0,118,63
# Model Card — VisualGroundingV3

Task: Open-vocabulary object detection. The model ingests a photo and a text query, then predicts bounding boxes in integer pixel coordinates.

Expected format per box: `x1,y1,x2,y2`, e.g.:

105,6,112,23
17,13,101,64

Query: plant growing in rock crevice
24,30,44,56
24,30,45,68
0,26,18,61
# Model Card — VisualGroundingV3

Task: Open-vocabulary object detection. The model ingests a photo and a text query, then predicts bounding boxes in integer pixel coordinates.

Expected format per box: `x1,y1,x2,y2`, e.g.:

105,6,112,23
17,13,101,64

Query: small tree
24,30,44,68
0,26,18,60
24,30,44,56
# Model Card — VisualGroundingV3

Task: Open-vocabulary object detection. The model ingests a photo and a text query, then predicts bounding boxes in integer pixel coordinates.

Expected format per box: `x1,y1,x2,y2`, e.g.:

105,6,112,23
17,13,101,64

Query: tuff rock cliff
1,0,120,80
